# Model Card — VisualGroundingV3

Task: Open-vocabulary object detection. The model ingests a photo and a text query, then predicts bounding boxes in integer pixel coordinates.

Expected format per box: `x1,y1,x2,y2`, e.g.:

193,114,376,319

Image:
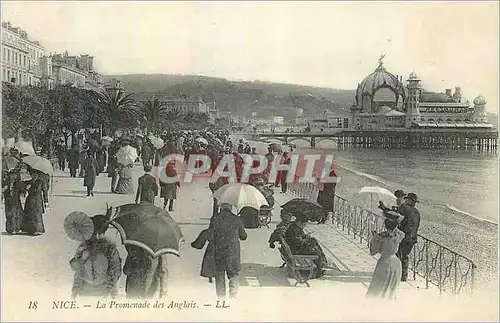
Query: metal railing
287,179,476,296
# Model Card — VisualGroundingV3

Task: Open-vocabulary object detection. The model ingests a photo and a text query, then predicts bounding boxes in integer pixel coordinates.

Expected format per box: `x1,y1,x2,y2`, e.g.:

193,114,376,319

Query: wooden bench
278,236,318,287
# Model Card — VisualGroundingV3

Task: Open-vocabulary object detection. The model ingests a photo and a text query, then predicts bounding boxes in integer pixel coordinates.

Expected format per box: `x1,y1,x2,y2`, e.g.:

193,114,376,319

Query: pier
238,128,498,150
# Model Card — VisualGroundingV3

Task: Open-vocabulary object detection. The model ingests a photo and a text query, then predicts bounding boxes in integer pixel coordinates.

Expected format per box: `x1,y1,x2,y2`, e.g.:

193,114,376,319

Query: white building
350,57,493,130
1,21,44,86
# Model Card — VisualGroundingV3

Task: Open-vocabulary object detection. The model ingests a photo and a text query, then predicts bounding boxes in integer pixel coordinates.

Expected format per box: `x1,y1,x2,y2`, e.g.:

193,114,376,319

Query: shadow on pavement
239,263,293,287
177,222,211,226
69,190,116,195
52,194,88,199
319,270,373,283
2,231,39,237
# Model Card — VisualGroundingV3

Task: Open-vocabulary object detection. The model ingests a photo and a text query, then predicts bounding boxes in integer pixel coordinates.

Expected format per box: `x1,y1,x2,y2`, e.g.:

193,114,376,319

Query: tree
97,89,138,137
141,98,167,135
2,82,47,147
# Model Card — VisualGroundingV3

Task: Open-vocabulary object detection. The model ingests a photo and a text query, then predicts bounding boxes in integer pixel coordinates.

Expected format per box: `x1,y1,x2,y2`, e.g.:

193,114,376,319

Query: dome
409,72,419,79
473,95,486,105
355,61,407,111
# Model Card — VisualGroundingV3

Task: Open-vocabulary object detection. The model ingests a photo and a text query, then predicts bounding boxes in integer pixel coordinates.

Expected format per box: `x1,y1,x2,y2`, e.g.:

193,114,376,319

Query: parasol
13,141,36,155
109,203,184,257
355,186,397,214
22,155,54,175
281,198,324,222
116,145,138,166
64,211,94,242
213,183,269,214
151,137,164,149
195,137,208,146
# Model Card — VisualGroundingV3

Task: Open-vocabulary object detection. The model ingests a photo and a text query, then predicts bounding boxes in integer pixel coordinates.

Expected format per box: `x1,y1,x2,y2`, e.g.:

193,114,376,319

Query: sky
2,1,499,113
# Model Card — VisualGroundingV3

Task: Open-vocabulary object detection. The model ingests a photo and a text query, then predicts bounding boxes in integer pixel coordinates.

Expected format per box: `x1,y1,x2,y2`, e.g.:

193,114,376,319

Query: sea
238,136,499,290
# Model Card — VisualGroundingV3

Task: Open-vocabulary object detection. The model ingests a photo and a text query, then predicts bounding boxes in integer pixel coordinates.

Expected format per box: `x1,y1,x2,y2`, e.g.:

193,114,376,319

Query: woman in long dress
284,217,328,278
3,169,24,234
366,213,405,299
115,164,134,194
21,169,45,236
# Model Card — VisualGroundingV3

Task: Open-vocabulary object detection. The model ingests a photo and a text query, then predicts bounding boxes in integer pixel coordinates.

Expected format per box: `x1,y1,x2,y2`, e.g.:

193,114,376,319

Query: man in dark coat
211,204,247,298
123,245,168,299
396,193,421,281
56,141,67,171
316,169,337,224
83,150,99,197
135,165,158,204
141,143,153,168
68,147,80,178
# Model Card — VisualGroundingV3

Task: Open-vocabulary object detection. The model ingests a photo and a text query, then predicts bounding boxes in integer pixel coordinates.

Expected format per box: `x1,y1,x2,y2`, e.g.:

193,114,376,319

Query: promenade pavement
1,163,495,321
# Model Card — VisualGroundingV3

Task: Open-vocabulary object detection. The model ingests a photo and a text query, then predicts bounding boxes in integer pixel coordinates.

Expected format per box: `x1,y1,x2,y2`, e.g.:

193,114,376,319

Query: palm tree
141,98,167,135
163,109,183,132
97,89,138,137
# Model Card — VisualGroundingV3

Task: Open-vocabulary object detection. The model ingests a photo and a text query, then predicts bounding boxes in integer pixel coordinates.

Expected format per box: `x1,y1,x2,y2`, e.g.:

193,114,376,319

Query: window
7,49,10,63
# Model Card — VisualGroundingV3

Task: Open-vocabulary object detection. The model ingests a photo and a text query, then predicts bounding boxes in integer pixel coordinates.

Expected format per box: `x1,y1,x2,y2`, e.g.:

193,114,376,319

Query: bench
278,236,318,287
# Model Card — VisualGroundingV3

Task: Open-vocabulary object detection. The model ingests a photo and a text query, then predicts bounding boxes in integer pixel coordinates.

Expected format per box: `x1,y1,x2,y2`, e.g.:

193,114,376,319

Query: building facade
350,56,493,131
50,51,103,91
2,22,104,92
1,21,44,86
158,97,210,114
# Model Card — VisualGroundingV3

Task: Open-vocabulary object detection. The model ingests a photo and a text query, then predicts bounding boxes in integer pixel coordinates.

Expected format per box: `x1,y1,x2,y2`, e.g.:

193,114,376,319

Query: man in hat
394,190,406,208
211,203,247,298
396,192,421,281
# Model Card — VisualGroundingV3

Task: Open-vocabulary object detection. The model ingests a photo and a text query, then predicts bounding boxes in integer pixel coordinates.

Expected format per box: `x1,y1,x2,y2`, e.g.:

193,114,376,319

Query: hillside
104,74,355,118
104,74,498,125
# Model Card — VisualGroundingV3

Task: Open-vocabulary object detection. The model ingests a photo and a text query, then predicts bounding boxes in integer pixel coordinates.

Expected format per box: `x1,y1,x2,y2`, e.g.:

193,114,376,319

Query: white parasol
13,141,36,155
213,183,269,214
116,145,138,166
354,186,397,214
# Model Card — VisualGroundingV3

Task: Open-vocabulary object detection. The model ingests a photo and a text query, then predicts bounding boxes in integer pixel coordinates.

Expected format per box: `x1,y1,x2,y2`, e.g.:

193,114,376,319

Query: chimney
453,87,462,102
445,89,452,97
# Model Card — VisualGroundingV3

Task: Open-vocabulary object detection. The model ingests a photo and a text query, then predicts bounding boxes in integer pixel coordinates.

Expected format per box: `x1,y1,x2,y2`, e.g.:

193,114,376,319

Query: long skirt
160,184,177,199
115,178,134,194
4,196,23,233
366,255,402,299
22,194,45,235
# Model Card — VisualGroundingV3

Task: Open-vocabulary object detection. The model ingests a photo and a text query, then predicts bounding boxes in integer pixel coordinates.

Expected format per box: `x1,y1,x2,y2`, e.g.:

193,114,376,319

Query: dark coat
141,144,152,161
211,210,247,274
398,204,421,244
68,149,80,169
83,157,99,188
123,245,165,299
191,228,216,278
3,172,23,233
136,173,158,204
22,179,45,234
